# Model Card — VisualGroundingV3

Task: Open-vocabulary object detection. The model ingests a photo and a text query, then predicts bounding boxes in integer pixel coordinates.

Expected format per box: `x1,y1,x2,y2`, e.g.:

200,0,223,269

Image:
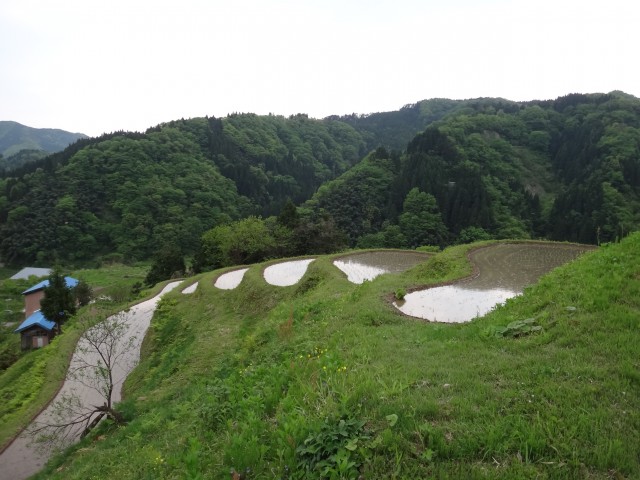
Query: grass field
18,236,640,478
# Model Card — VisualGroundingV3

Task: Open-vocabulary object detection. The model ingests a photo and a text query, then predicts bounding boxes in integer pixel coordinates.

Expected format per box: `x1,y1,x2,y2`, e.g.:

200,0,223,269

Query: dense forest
1,92,639,267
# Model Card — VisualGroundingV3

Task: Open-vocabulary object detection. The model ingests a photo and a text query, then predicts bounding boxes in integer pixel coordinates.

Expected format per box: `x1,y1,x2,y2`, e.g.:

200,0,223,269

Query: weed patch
295,415,375,479
483,318,543,338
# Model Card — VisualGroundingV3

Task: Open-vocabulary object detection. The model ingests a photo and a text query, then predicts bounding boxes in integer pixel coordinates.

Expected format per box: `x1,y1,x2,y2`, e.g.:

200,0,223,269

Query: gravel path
0,281,182,480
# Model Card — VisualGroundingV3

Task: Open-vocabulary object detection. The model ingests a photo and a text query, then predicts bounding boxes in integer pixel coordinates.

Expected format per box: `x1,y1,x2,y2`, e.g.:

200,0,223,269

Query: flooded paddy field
214,268,249,290
263,259,315,286
334,250,430,284
182,282,198,294
396,243,593,323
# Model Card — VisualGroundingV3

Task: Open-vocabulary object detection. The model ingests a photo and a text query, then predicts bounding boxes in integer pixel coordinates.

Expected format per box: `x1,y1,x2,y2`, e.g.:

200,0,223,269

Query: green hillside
307,92,640,246
0,121,87,163
1,92,640,267
26,234,640,479
0,116,366,265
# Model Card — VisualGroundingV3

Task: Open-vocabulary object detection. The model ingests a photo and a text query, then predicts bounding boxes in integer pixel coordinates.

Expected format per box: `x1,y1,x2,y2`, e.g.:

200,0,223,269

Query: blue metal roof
14,310,57,333
22,276,79,295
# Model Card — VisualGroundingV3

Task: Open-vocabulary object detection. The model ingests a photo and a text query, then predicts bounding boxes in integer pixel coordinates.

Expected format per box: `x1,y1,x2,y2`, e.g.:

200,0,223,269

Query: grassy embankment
34,236,640,479
0,264,149,450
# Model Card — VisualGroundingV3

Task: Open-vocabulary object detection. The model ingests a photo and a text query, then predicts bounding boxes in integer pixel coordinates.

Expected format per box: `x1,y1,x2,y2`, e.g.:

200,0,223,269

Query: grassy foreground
36,236,639,479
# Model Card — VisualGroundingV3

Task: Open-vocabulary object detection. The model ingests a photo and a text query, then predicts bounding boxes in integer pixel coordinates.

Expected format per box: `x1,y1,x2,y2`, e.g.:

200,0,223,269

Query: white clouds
1,0,638,136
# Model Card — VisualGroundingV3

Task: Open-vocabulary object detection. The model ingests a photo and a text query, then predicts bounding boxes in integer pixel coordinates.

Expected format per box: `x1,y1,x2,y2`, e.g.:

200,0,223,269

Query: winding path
0,281,182,480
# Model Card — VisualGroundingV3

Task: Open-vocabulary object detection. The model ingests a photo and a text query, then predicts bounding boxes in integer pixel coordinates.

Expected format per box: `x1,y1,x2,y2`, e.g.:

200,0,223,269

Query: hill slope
2,92,640,266
0,121,87,159
32,234,640,479
0,116,366,264
307,91,640,246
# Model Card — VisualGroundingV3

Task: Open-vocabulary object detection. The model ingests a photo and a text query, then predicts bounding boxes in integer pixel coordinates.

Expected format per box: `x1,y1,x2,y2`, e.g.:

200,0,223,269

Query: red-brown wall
24,291,45,318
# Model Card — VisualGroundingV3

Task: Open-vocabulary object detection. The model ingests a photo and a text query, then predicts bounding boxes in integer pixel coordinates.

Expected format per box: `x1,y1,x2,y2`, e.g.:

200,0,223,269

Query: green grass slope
37,236,639,479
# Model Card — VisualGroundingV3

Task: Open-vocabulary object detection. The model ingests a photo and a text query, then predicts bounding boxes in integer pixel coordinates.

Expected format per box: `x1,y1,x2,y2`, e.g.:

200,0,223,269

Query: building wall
24,291,45,318
20,327,53,350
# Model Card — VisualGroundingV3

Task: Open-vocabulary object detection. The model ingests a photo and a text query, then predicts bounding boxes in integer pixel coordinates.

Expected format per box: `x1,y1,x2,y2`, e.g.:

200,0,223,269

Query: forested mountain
0,115,366,265
1,92,639,267
330,97,522,152
0,149,48,173
305,91,640,247
0,121,87,171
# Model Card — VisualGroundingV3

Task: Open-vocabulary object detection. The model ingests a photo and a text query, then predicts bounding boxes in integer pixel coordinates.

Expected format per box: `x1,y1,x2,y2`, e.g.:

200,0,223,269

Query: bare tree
29,309,136,449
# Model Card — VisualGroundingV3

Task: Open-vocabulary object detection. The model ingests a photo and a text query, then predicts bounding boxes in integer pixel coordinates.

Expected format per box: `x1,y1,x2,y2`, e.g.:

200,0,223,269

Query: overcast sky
1,0,639,137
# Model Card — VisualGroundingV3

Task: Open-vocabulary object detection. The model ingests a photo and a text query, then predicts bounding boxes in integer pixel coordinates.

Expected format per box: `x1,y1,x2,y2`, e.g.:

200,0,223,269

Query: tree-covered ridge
0,128,248,264
0,121,87,159
547,92,640,243
145,114,366,215
1,92,639,266
306,91,640,247
0,115,367,265
331,97,525,152
214,114,365,214
0,149,48,173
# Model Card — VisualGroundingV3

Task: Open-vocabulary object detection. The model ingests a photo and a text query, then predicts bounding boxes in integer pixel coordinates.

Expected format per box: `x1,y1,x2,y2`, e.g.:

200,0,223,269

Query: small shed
14,310,57,349
22,276,79,319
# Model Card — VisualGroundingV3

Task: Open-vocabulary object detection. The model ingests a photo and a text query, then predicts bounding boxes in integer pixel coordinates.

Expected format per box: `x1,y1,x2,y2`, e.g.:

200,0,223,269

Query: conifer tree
40,270,76,326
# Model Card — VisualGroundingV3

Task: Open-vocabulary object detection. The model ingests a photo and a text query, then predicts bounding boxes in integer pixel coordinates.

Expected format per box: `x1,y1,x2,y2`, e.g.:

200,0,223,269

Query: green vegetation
145,244,186,286
0,121,86,159
0,114,366,265
3,92,640,268
194,213,346,273
39,270,77,325
0,275,32,370
0,319,83,448
0,149,48,172
0,264,153,448
30,234,640,478
308,92,640,249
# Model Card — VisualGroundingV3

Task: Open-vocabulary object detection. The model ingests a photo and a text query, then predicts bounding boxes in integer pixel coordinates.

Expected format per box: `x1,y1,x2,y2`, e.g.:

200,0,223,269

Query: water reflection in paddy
395,243,592,323
182,282,199,294
264,259,315,286
214,268,249,290
334,251,430,284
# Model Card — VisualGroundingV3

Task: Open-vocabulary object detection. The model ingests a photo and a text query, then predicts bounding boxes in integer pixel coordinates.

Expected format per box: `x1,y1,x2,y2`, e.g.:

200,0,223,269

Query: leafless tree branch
29,309,137,450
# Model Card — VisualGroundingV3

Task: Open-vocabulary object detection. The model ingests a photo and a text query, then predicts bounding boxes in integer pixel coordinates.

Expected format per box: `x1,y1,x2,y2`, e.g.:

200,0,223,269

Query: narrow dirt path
0,281,182,480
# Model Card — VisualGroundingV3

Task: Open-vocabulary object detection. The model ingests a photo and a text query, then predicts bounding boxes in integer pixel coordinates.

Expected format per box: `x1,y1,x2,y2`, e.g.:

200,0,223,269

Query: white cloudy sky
1,0,639,137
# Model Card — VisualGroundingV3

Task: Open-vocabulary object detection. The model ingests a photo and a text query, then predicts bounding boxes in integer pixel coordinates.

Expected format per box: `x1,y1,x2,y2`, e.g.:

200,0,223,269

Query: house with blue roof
15,276,79,350
14,311,58,349
22,276,79,319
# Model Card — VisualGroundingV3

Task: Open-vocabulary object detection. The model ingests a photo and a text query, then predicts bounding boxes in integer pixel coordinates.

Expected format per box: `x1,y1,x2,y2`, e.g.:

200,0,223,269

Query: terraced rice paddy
214,268,249,290
263,259,315,286
333,250,430,284
181,282,198,294
395,243,592,322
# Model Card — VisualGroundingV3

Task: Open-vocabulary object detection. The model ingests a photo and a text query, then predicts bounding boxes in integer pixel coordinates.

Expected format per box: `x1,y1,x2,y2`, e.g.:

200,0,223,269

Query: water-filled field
263,259,315,286
395,243,592,322
214,268,249,290
182,282,198,294
334,251,430,284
